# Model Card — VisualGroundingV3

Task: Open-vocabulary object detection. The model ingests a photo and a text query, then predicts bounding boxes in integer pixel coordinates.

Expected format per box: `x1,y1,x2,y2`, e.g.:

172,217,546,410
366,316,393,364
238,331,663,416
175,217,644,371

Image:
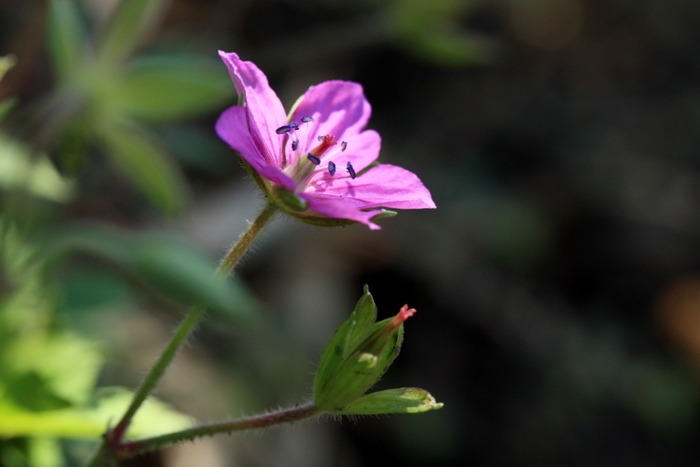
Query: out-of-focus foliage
44,0,233,214
0,1,253,464
43,225,262,320
0,223,191,467
388,0,499,65
0,132,74,202
3,0,700,465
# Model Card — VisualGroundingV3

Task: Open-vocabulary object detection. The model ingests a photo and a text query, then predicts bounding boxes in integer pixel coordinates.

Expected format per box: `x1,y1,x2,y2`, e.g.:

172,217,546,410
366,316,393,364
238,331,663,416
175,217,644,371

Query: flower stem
218,202,277,275
87,203,277,466
115,403,320,460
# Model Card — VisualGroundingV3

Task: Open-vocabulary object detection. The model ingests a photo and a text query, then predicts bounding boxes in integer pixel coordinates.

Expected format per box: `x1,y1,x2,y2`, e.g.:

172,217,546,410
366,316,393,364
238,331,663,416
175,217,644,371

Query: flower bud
313,286,422,413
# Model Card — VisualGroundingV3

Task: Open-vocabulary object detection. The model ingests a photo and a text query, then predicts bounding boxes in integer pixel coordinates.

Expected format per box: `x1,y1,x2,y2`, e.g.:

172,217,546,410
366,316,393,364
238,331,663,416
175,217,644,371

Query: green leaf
0,132,75,202
115,55,234,122
98,121,186,214
390,0,499,66
47,0,86,80
0,388,191,439
130,234,259,320
335,388,444,415
96,0,169,67
43,226,260,320
0,54,16,81
3,332,102,409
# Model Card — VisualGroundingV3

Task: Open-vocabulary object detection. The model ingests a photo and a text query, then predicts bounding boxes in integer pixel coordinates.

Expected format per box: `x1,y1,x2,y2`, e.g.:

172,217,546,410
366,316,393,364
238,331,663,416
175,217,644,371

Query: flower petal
290,81,371,144
308,164,436,210
216,106,295,190
303,195,383,230
218,51,287,167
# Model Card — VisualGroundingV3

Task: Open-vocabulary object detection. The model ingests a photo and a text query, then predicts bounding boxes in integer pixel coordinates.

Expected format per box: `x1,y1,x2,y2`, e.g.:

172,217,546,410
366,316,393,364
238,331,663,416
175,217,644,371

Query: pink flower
216,51,435,230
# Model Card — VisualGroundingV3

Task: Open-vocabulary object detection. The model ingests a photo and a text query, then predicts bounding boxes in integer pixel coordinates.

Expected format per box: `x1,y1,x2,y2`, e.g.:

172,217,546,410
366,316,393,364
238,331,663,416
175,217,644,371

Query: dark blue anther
291,139,299,151
328,161,336,175
340,141,347,152
307,154,321,165
276,125,292,134
318,135,325,141
301,115,314,123
288,122,299,131
346,161,356,179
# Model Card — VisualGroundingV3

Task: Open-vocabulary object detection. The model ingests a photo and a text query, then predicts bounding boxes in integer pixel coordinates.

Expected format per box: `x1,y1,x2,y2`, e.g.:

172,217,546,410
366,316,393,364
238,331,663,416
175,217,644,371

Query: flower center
275,116,355,189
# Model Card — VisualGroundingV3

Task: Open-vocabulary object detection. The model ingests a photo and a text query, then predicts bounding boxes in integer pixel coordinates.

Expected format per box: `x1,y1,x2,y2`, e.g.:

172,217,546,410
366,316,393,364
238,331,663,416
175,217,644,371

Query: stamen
328,161,336,175
340,141,347,152
346,161,356,179
307,154,321,165
318,135,325,141
291,139,299,151
276,124,293,134
276,122,300,134
301,115,314,123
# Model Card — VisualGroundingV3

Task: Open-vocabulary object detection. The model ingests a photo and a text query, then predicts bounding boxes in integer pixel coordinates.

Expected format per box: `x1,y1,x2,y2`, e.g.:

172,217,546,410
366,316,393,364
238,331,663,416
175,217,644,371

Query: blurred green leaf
96,0,170,67
0,54,15,81
3,332,102,409
56,267,132,315
131,234,259,320
47,0,86,80
115,55,234,122
157,125,229,173
98,121,186,214
0,132,75,202
0,387,191,439
45,226,260,320
390,0,499,65
27,438,63,467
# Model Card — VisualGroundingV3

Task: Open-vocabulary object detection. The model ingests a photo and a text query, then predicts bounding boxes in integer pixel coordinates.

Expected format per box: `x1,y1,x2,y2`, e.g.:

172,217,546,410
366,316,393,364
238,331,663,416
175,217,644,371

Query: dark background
3,0,700,466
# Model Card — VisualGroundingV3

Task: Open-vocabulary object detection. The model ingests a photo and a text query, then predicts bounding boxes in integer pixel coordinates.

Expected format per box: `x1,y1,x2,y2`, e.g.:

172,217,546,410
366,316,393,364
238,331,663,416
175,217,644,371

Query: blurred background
2,0,700,465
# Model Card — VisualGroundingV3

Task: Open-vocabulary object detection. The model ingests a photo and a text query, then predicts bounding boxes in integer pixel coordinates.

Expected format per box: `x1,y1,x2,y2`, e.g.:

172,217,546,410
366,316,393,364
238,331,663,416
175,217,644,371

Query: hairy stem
116,403,320,459
87,203,277,466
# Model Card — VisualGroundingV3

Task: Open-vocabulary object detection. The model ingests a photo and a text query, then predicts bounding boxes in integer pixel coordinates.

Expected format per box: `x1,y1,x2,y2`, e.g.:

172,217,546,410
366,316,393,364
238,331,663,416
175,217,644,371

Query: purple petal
218,51,287,168
308,164,436,210
290,81,371,144
216,106,295,190
302,195,383,230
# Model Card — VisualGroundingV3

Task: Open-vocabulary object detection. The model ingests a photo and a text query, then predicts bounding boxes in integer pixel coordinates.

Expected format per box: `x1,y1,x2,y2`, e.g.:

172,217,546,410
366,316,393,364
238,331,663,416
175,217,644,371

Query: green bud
335,387,444,415
313,286,417,413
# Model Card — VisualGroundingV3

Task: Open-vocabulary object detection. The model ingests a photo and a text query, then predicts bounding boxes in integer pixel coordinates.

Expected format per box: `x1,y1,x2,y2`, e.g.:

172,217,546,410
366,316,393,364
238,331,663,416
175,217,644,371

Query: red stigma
308,135,337,158
389,304,416,329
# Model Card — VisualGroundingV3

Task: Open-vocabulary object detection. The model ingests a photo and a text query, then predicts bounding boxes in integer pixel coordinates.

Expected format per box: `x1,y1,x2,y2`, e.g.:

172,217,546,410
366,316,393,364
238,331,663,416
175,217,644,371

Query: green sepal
313,287,407,411
371,209,398,221
345,285,379,351
332,387,444,415
313,286,377,399
272,187,307,212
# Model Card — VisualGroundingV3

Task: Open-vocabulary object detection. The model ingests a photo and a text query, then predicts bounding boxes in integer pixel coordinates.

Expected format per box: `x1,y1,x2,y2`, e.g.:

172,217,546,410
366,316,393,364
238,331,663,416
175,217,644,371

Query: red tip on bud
390,304,416,329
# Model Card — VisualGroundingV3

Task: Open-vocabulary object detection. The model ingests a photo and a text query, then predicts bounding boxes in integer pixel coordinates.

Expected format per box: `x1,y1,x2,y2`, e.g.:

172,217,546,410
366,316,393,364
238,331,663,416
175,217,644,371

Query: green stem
116,403,320,460
217,202,277,275
87,202,277,466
